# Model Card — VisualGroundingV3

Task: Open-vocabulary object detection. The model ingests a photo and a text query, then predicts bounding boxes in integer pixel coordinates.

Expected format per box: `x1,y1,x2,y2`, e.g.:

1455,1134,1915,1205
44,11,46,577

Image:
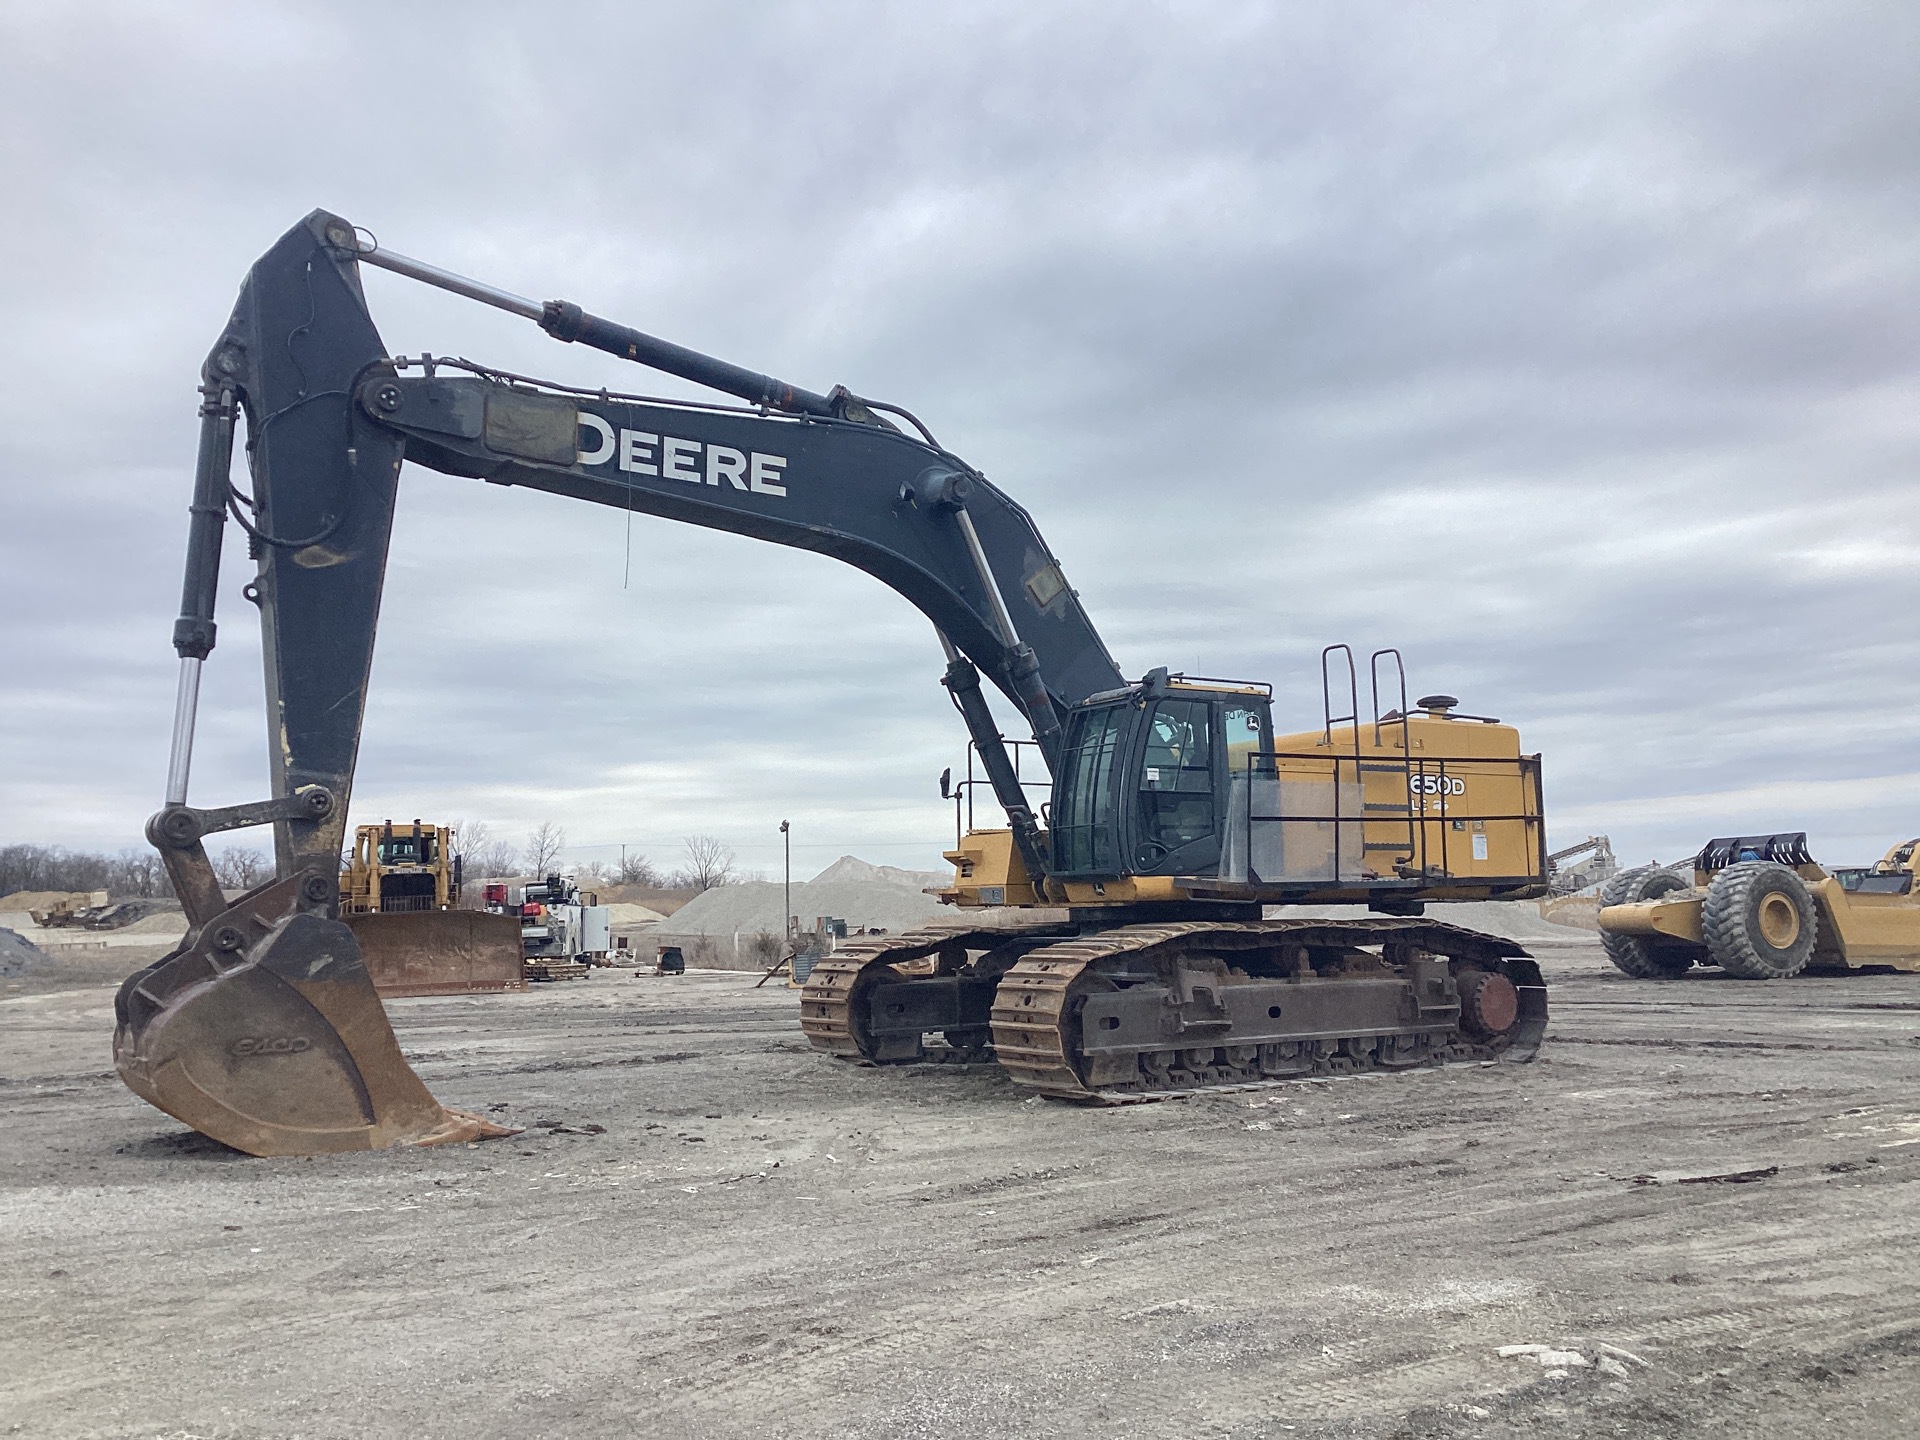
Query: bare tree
524,822,566,879
0,843,175,900
452,819,519,881
212,846,270,890
674,834,736,892
617,850,662,887
108,848,168,899
576,859,609,884
0,844,107,897
747,931,785,966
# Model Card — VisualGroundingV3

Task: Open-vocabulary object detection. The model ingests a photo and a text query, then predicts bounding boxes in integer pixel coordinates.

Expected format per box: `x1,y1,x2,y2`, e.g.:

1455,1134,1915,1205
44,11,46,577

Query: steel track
801,917,1548,1102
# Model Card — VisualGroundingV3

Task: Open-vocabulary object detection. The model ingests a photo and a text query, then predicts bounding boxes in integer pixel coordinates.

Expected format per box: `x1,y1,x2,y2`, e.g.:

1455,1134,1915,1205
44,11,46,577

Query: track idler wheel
113,873,516,1157
1457,968,1520,1039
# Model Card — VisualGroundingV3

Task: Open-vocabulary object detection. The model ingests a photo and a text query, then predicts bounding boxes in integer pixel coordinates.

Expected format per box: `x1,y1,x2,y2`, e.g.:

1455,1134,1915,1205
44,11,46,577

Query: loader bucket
113,874,516,1157
348,910,527,997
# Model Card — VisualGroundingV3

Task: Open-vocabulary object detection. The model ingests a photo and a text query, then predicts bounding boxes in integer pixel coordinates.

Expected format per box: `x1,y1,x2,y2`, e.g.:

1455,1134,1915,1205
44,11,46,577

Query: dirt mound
0,927,50,978
0,890,94,915
596,885,696,915
604,902,667,929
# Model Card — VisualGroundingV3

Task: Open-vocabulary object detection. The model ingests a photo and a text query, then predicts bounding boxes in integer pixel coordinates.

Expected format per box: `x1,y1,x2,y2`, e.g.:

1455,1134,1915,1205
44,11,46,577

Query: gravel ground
3,940,1918,1438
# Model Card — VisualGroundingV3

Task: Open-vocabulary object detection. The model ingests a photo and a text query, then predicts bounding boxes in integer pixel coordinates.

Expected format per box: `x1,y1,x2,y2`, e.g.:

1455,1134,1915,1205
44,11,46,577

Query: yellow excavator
338,821,524,996
114,211,1551,1156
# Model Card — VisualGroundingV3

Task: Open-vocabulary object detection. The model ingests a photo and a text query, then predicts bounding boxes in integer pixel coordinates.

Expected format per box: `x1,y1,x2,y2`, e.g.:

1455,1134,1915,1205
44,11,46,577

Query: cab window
377,834,436,866
1053,705,1126,873
1223,703,1266,775
1138,699,1214,851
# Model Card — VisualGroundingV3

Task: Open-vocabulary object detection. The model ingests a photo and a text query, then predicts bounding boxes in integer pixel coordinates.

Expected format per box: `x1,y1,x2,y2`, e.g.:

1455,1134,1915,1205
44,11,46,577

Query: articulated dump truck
116,210,1551,1156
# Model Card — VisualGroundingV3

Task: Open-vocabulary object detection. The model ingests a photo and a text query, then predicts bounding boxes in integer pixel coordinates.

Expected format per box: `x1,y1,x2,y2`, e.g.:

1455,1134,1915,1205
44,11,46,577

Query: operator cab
376,829,436,867
1837,838,1920,895
1051,669,1272,880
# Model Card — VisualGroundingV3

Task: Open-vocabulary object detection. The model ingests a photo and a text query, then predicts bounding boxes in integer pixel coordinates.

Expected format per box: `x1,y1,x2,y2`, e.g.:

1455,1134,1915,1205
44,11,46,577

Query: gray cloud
2,1,1916,880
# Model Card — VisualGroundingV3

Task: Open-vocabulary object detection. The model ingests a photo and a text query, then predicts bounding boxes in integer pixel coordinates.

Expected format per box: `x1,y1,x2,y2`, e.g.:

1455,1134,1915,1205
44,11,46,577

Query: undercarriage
801,917,1546,1100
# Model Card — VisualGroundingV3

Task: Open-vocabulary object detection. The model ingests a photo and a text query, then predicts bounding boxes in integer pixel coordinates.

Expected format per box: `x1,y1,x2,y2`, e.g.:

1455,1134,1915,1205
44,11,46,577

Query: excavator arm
118,210,1122,1155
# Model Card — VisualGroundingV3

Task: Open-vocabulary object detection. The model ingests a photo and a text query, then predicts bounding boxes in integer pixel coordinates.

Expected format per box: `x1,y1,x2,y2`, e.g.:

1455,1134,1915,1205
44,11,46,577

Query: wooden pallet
524,958,591,982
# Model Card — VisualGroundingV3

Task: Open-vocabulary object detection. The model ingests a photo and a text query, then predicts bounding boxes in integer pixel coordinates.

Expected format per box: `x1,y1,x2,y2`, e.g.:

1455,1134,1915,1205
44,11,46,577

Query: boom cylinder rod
351,240,836,417
353,242,544,321
953,508,1062,752
953,509,1020,649
163,382,238,805
163,658,202,807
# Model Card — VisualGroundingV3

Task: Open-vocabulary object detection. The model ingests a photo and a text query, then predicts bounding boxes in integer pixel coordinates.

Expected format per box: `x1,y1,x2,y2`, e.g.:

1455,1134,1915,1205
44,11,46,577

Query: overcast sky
2,1,1916,882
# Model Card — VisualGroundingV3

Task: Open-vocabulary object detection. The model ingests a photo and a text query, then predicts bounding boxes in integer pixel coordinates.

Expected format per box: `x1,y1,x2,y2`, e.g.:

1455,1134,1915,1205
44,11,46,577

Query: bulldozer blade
113,874,517,1157
348,910,527,997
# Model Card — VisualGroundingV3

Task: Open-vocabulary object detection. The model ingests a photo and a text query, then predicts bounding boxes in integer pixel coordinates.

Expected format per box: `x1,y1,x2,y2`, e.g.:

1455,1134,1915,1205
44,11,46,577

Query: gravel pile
1271,898,1589,944
809,855,949,890
654,878,949,939
0,927,51,978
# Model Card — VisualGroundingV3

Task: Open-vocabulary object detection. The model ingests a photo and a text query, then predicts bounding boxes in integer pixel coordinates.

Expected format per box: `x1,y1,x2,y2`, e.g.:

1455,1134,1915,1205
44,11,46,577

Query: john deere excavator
116,210,1551,1156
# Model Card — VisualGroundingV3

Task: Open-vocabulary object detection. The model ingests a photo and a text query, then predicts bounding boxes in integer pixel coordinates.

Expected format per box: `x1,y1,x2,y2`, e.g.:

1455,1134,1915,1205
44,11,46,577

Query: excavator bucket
113,875,515,1157
348,911,528,997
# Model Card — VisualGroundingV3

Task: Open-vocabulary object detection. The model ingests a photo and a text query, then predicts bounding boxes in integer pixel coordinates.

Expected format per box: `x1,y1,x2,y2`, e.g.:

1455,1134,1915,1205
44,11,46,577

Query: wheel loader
114,210,1553,1157
1597,832,1920,979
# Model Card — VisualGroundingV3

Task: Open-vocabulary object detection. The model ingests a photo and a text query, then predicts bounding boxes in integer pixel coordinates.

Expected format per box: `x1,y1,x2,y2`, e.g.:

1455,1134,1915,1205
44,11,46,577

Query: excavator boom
118,210,1123,1154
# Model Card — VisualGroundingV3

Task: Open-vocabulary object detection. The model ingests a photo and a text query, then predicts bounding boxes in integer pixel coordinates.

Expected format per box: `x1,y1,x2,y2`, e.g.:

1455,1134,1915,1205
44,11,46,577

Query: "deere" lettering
575,414,788,497
230,1036,313,1057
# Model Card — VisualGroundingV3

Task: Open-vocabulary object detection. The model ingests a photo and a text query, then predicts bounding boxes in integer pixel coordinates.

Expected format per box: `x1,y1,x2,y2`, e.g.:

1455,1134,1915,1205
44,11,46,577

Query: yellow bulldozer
339,821,524,997
1597,832,1920,979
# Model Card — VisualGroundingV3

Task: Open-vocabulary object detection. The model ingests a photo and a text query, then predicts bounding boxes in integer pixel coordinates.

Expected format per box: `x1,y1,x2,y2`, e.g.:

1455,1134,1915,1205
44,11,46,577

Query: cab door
1131,698,1220,874
1131,695,1272,877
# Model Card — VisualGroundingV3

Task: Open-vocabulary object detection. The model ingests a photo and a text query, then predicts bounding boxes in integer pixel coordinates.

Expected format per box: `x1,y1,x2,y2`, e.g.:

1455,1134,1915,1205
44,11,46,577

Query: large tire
1599,866,1695,979
1703,861,1817,979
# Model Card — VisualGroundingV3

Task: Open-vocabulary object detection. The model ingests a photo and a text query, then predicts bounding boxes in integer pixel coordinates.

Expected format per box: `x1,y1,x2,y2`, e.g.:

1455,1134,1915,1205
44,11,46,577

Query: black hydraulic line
942,655,1050,880
539,301,839,418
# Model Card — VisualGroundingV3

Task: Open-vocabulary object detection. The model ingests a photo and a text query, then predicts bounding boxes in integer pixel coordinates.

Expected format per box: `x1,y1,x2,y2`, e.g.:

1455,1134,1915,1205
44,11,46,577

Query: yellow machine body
341,820,458,914
1599,837,1920,973
943,698,1545,910
338,821,525,996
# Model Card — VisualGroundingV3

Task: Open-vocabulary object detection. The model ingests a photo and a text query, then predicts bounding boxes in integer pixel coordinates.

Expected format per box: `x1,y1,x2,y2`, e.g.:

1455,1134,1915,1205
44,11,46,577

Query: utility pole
779,820,791,944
